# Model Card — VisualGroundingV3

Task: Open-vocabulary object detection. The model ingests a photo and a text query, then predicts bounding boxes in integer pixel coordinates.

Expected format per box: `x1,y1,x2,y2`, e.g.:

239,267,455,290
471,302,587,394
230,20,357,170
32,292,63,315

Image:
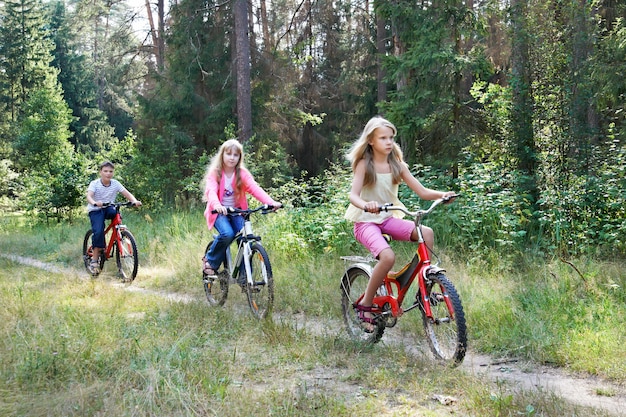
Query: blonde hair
346,116,405,186
202,139,245,200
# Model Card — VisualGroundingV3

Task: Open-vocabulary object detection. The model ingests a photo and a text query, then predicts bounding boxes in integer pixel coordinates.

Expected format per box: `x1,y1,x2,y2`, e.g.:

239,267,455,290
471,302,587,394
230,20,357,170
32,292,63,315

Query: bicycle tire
115,229,138,282
82,230,104,274
203,241,229,307
340,268,385,343
244,242,273,319
419,272,467,366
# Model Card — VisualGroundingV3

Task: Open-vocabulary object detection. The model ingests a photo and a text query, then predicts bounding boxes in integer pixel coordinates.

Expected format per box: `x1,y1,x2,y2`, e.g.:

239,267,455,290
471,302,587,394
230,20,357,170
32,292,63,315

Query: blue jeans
89,206,117,249
204,214,245,270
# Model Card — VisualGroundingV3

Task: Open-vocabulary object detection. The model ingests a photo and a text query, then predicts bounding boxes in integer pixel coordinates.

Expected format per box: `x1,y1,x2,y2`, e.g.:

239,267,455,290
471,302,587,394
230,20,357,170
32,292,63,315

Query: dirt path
3,253,625,416
462,353,625,416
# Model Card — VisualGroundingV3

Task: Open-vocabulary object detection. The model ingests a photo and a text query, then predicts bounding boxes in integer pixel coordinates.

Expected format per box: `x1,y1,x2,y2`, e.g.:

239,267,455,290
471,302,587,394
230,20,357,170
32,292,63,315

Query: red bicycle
340,196,467,366
83,201,139,282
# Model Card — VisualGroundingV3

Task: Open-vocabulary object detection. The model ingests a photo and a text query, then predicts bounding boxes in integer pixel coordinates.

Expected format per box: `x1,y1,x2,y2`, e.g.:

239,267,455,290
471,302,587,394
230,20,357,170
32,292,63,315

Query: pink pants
353,217,416,259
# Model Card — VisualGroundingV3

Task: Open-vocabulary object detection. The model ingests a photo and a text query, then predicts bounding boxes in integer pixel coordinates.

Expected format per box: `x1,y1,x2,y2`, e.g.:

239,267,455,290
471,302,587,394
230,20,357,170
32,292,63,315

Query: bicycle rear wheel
244,242,273,319
203,241,229,306
419,273,467,366
115,230,138,282
82,230,104,274
340,267,385,343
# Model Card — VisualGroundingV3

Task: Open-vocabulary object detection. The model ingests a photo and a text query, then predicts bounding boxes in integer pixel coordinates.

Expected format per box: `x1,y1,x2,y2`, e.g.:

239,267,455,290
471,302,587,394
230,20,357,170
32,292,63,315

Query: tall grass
0,205,624,415
2,258,611,416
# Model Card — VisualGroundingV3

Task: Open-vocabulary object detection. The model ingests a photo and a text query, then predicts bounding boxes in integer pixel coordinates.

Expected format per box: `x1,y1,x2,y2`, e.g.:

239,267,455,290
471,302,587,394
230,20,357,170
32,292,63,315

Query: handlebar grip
442,194,461,203
211,207,237,214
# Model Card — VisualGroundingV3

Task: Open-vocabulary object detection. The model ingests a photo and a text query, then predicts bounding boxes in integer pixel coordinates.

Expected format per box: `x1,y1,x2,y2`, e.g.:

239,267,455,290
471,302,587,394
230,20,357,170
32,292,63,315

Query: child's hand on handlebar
442,192,459,203
213,204,228,215
363,201,381,213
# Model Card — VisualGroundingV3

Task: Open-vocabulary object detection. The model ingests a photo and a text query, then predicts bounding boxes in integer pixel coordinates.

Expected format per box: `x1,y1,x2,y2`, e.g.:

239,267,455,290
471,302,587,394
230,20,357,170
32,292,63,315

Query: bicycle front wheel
340,267,385,343
420,273,467,366
115,230,138,282
203,241,229,307
244,242,273,319
83,230,104,273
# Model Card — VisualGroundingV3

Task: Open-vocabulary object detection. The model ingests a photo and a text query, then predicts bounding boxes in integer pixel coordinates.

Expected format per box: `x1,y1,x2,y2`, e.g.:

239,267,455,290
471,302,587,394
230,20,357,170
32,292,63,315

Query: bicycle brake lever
378,203,393,212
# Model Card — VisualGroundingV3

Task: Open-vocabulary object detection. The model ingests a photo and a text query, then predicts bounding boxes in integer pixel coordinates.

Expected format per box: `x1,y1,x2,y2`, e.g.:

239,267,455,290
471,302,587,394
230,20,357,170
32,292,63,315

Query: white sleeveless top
344,173,406,224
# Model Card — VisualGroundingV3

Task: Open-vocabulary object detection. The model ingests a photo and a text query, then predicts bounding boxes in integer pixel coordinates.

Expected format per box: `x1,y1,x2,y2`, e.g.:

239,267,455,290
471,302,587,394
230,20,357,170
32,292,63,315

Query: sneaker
89,261,100,275
202,261,217,278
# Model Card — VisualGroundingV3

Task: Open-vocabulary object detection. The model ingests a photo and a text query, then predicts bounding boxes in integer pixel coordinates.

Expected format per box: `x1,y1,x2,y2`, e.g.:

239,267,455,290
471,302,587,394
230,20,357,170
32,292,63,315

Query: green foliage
0,159,19,210
272,163,358,254
592,17,626,146
469,81,512,162
48,0,113,152
245,134,293,190
538,139,626,256
14,82,87,220
122,129,201,207
378,0,491,166
138,0,235,151
0,0,57,122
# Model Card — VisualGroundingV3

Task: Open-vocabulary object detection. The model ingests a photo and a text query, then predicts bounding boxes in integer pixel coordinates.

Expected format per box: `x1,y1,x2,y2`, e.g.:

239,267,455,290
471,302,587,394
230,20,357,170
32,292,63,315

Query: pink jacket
203,167,278,230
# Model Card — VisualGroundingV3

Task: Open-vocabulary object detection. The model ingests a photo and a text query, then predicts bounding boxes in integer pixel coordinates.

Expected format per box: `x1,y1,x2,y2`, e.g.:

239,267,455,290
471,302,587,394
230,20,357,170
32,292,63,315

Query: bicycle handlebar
211,204,281,215
101,201,139,209
379,194,460,218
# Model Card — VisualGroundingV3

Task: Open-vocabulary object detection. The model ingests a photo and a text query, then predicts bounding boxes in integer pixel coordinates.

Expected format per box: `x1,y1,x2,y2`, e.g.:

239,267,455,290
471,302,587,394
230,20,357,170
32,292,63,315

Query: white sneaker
89,261,100,275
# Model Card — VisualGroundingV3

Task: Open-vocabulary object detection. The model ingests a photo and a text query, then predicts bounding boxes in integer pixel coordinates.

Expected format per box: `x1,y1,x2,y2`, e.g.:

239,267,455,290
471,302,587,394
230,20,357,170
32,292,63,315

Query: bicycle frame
347,198,457,322
83,201,139,282
340,196,466,364
203,205,278,318
102,209,126,260
224,217,261,285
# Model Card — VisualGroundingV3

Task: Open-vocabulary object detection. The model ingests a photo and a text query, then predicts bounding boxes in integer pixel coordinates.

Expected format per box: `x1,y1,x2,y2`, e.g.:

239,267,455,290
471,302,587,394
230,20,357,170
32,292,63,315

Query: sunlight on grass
1,209,624,416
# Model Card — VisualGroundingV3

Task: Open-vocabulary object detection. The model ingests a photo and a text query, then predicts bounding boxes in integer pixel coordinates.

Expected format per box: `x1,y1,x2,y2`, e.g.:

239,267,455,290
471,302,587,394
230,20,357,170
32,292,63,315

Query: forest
2,2,626,414
1,0,626,258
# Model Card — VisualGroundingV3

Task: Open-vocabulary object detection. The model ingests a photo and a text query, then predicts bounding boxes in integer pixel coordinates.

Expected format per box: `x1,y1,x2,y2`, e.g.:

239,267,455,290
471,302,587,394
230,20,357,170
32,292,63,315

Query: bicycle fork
411,266,456,324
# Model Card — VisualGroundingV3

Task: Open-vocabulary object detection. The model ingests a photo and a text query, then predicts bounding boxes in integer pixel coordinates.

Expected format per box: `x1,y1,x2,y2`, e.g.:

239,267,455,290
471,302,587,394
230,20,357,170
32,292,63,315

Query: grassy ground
0,208,623,416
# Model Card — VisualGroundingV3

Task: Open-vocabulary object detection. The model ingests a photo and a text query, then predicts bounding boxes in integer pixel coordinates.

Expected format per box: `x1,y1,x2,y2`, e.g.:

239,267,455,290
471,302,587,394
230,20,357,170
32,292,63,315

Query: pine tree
0,0,57,122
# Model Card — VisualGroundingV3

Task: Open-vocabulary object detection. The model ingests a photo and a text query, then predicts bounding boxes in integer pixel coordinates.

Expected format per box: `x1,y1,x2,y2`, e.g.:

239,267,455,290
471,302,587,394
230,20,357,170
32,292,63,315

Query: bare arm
348,160,379,213
121,189,142,206
400,165,456,201
86,190,102,207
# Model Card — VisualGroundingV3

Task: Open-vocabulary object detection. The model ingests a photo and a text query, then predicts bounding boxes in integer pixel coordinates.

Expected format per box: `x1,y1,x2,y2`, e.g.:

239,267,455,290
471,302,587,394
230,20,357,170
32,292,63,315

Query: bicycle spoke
340,268,385,343
420,273,467,366
203,240,229,306
116,230,138,282
245,243,273,319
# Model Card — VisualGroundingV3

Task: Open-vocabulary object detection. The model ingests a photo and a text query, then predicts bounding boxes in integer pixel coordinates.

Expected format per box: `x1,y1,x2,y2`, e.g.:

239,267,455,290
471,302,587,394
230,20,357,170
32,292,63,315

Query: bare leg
358,248,395,330
413,225,434,255
90,247,101,274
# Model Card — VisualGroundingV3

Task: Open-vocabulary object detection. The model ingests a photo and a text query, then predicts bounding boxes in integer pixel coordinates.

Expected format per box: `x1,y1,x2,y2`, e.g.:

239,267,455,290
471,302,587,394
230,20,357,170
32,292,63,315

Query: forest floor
3,253,625,416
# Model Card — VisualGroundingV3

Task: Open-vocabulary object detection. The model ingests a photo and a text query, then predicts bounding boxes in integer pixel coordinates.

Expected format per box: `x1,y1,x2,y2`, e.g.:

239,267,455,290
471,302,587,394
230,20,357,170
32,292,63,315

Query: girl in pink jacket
202,139,281,277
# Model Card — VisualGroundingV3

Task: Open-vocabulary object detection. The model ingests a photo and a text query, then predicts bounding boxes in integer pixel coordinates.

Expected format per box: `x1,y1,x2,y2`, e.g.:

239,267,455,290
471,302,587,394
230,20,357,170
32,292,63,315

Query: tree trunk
234,0,252,143
569,0,597,173
510,0,538,205
259,0,272,52
375,1,387,104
